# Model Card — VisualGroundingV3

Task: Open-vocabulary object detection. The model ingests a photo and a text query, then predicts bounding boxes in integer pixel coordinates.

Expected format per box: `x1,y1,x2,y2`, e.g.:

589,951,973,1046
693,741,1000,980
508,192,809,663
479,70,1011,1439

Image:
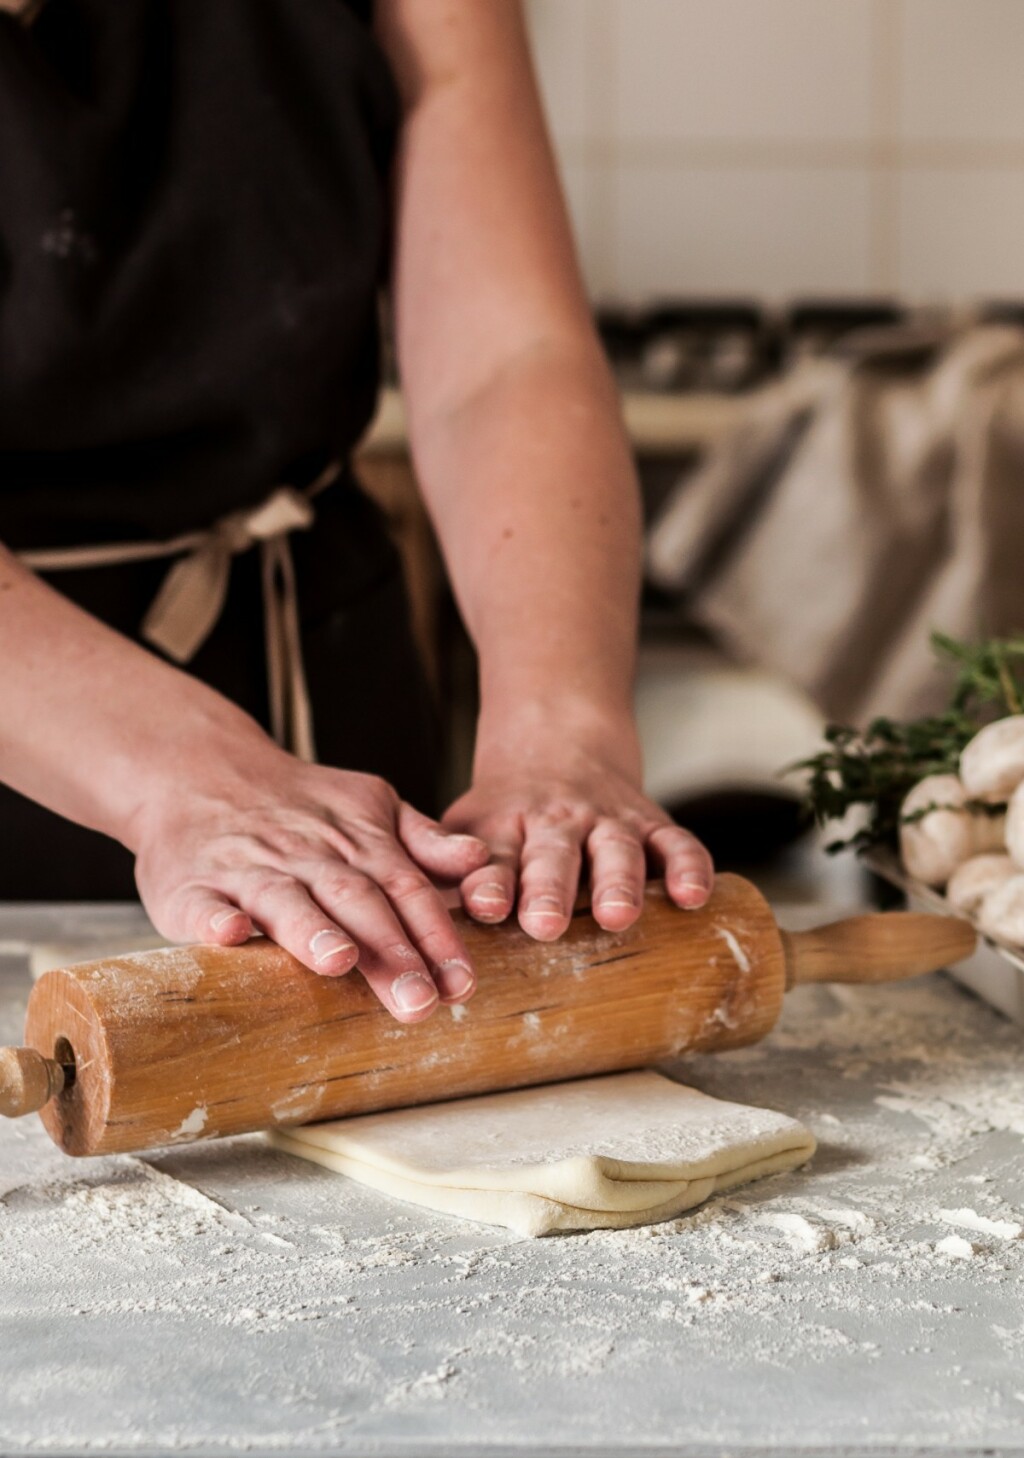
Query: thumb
397,802,491,880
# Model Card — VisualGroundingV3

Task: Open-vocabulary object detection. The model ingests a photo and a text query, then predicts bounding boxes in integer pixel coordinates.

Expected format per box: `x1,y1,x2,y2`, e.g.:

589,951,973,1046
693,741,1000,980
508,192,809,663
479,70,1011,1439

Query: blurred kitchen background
528,0,1024,304
360,0,1024,900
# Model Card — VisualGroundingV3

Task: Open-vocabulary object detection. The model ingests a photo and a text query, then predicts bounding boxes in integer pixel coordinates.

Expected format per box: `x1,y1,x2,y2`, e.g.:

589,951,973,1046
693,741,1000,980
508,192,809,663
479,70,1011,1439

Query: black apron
0,0,440,899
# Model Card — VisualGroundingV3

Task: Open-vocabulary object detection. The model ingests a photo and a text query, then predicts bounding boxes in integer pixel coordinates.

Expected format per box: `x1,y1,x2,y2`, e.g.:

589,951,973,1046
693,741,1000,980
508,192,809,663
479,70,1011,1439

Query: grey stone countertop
2,902,1024,1458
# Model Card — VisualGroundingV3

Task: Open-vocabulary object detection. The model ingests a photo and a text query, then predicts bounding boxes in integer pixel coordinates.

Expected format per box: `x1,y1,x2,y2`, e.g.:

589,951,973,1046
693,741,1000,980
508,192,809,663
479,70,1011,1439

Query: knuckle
594,876,640,894
320,825,358,861
648,822,688,846
418,928,462,961
521,882,568,908
591,826,642,852
519,862,565,888
262,827,317,863
317,869,371,906
379,940,423,967
357,772,398,809
467,865,512,889
535,801,578,827
526,831,578,862
168,880,210,915
531,815,580,844
381,869,432,903
243,869,292,903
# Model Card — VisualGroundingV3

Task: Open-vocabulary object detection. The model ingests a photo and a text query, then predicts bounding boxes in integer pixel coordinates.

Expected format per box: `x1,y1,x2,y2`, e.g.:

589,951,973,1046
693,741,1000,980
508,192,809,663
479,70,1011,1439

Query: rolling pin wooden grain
0,874,975,1157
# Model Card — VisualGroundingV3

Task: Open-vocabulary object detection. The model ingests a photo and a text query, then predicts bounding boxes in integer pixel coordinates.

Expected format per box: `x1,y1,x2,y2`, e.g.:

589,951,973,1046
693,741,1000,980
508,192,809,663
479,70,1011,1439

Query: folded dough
269,1071,815,1237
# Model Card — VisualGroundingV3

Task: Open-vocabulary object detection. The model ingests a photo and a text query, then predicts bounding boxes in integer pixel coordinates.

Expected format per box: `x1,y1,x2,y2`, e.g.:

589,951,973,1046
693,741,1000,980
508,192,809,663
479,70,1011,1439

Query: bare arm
378,0,637,724
377,0,712,934
0,548,488,1018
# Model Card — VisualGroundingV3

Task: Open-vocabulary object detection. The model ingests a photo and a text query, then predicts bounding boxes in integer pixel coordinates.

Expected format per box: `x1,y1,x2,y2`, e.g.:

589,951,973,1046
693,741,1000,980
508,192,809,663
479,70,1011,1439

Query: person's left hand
442,726,714,940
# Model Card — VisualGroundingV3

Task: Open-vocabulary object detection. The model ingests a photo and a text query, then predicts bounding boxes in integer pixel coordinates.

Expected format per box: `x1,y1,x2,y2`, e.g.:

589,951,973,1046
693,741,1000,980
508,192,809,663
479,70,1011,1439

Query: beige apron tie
19,463,340,763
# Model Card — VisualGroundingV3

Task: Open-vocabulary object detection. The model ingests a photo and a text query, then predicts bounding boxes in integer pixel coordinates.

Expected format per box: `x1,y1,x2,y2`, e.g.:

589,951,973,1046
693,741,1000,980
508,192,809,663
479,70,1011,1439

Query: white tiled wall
526,0,1024,303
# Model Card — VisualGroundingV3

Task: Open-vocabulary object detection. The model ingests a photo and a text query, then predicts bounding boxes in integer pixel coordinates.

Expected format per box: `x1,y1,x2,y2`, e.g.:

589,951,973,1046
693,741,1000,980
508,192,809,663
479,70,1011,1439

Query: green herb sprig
795,633,1024,854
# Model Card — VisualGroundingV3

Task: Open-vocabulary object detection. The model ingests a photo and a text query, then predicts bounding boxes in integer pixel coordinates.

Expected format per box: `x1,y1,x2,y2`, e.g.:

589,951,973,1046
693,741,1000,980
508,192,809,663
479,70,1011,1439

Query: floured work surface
3,921,1024,1456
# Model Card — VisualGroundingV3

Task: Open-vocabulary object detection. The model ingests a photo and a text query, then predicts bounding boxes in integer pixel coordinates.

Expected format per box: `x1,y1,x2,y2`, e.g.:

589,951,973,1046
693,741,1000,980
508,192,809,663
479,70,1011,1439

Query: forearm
415,342,642,763
0,545,267,846
378,1,643,766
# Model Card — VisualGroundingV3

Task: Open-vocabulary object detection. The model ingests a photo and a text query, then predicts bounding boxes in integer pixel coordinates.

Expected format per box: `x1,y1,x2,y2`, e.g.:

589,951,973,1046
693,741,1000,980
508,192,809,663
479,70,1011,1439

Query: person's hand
130,733,490,1022
442,719,714,939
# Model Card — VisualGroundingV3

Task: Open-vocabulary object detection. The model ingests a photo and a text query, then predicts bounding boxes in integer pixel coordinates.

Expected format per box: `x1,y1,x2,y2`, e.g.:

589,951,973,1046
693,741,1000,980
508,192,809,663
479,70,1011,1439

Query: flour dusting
3,970,1024,1451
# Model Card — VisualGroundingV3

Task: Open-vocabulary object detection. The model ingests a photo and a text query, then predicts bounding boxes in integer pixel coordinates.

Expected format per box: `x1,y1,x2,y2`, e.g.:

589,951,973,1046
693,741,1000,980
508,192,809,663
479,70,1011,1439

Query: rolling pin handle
781,911,977,988
0,1047,67,1119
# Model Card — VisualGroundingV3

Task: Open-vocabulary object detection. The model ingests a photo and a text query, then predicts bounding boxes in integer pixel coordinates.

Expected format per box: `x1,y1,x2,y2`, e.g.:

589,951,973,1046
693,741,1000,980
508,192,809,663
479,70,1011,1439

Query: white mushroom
946,853,1017,916
960,715,1024,803
899,774,1005,888
1005,779,1024,870
978,873,1024,947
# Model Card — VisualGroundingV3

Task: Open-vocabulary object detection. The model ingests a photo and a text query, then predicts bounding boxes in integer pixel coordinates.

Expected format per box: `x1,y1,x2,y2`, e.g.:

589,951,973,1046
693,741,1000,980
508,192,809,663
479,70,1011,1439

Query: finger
174,888,255,947
229,871,360,977
309,867,442,1022
374,860,477,1005
587,820,648,931
517,822,584,941
646,824,715,908
398,803,490,881
460,840,520,924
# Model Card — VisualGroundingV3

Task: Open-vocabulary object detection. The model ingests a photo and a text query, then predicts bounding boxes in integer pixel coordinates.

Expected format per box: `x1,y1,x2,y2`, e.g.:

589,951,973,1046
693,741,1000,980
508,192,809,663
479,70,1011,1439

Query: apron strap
17,462,340,763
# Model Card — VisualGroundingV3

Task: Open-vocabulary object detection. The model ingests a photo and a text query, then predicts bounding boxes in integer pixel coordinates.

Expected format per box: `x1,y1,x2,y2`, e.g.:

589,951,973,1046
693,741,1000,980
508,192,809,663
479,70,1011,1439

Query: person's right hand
130,735,491,1024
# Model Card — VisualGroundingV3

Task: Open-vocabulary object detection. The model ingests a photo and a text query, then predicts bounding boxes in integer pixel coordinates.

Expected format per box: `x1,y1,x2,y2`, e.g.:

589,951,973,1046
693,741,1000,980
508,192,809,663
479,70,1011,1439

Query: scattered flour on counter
938,1207,1023,1240
744,1210,838,1253
4,972,1024,1452
935,1234,980,1260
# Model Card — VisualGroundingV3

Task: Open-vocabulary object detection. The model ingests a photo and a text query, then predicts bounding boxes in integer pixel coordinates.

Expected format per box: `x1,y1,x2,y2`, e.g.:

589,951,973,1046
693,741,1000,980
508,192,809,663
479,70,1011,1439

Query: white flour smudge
716,926,752,975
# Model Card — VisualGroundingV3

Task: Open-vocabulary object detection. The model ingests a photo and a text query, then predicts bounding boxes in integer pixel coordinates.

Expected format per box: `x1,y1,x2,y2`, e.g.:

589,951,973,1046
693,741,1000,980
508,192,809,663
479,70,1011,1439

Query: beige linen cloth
647,324,1024,724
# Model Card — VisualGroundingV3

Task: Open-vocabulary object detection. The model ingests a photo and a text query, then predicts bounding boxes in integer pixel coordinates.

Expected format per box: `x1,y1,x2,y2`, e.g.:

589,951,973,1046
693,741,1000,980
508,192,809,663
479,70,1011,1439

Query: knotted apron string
17,461,342,763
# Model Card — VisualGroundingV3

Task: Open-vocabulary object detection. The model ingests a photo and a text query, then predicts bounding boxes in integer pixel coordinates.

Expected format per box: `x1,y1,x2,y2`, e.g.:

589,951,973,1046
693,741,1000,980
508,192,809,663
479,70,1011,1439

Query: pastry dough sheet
270,1071,816,1237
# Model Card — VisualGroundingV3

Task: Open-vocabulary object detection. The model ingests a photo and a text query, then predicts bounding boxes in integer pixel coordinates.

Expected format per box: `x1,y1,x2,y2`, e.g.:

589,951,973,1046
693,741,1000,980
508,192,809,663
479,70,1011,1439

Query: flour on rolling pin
1,876,976,1160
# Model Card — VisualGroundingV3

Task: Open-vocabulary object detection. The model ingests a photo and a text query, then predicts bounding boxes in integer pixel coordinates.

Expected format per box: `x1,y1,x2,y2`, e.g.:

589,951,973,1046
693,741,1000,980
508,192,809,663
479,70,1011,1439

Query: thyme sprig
795,633,1024,854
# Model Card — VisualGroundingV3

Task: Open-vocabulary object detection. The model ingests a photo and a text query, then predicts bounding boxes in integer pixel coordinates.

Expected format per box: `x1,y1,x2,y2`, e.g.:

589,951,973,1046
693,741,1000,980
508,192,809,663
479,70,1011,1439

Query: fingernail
310,931,357,967
391,971,439,1013
678,876,711,892
472,882,508,906
521,896,564,917
676,877,711,906
211,908,245,931
599,892,637,909
435,959,475,1001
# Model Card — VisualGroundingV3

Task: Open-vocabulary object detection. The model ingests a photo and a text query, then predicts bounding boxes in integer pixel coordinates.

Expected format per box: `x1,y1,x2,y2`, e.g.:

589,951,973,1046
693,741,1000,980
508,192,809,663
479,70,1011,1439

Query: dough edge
270,1128,815,1237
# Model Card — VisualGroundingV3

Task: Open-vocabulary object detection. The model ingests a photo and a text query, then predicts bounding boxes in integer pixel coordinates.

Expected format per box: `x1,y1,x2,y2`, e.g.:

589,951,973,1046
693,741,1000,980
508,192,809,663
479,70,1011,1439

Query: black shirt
0,0,399,549
0,1,442,899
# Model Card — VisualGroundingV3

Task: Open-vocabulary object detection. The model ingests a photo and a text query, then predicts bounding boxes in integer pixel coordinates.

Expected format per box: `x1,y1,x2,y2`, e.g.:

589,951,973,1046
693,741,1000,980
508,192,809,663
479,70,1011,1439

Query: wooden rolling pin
0,874,975,1157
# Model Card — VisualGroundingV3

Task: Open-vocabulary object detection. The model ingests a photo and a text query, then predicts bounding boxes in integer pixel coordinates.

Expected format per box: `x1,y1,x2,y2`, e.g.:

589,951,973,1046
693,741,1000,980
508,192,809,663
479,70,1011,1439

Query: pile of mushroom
898,715,1024,947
